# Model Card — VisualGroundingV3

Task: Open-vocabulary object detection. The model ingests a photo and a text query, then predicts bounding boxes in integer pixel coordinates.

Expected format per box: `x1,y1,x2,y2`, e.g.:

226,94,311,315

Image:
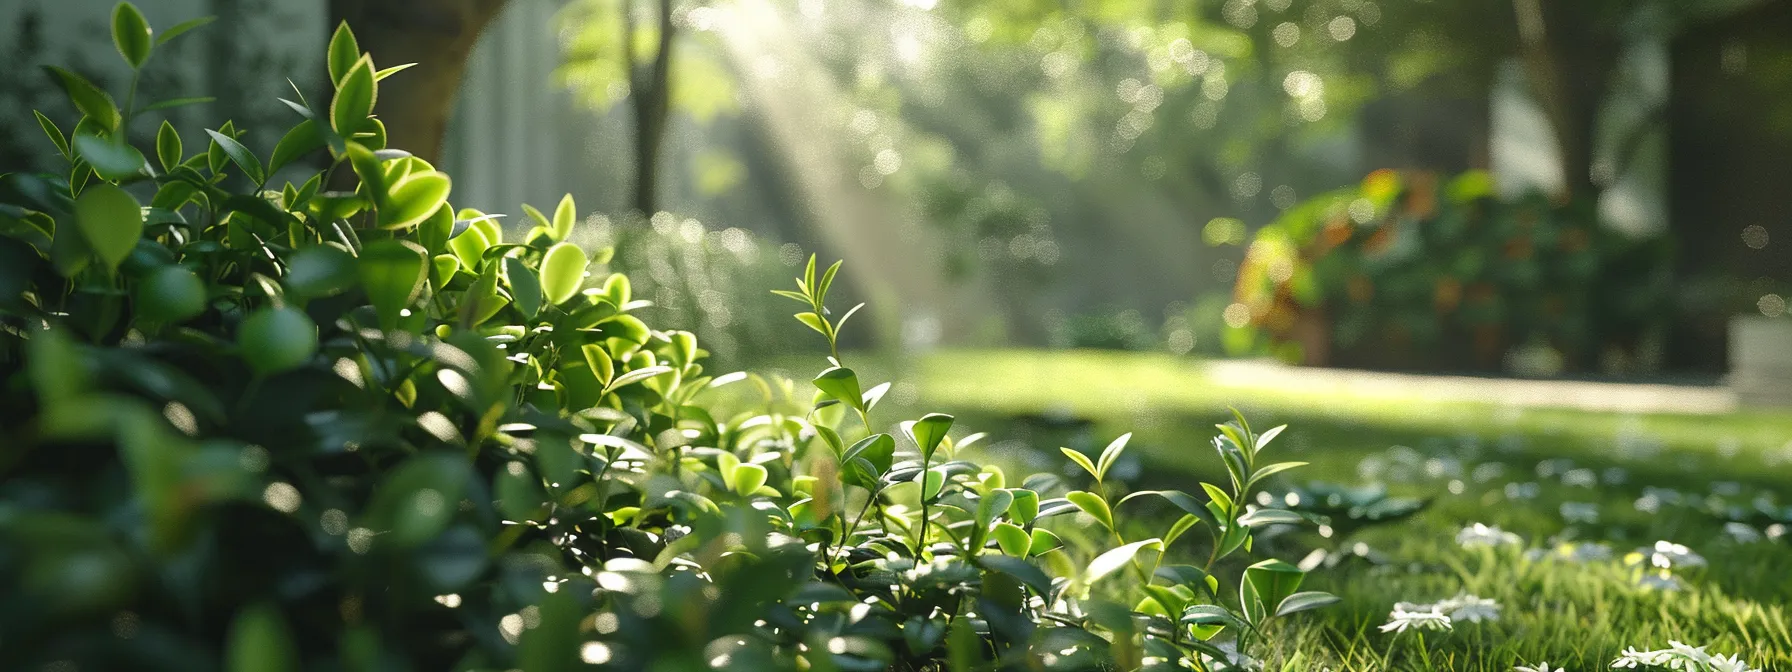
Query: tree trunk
626,0,676,216
1511,0,1618,204
328,0,509,164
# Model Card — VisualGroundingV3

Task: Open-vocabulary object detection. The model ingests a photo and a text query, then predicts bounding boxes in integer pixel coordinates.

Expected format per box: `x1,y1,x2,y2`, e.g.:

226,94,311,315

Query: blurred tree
328,0,509,164
556,0,739,215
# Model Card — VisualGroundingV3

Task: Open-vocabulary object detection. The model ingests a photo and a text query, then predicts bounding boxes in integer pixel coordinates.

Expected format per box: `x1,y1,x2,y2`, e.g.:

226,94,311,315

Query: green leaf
464,261,507,325
1200,482,1234,513
267,119,322,175
237,307,317,376
1065,490,1113,531
430,254,458,291
43,66,120,132
580,344,614,388
135,265,206,324
157,16,215,45
73,133,146,180
1246,461,1308,488
551,193,576,241
73,183,142,273
812,367,865,412
330,54,376,138
503,256,542,319
33,110,69,158
1007,489,1039,525
1060,447,1098,482
906,413,954,462
448,223,491,273
921,466,947,501
379,171,450,229
1254,424,1287,453
283,244,356,301
112,3,153,69
1274,591,1340,618
842,433,895,486
729,463,768,496
204,129,264,185
1242,559,1305,624
976,488,1013,530
357,240,428,332
155,121,180,172
990,522,1030,556
225,603,298,672
143,96,215,112
606,366,672,393
1028,528,1063,556
1156,564,1220,598
794,311,830,338
367,453,471,548
1237,508,1308,528
979,555,1053,595
327,21,360,86
1095,432,1131,482
374,63,416,82
1117,489,1209,520
1085,538,1161,585
538,242,588,304
1164,513,1203,547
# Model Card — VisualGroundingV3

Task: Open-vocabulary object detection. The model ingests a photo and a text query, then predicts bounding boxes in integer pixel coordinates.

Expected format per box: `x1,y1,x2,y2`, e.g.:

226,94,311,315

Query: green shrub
1227,170,1672,374
0,6,1332,670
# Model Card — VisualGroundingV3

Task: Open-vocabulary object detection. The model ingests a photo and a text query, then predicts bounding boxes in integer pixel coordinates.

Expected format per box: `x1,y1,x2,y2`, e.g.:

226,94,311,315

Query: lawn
825,348,1792,671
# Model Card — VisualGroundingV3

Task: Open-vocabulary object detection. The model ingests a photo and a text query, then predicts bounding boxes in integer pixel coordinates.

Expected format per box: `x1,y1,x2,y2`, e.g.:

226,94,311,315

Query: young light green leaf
379,171,450,229
1200,482,1234,513
1245,461,1308,488
1237,508,1308,528
74,183,142,273
907,413,954,462
204,129,264,185
990,522,1030,556
1085,538,1161,585
1164,513,1204,547
374,63,416,82
268,119,322,176
1095,432,1131,482
1254,424,1287,453
1274,591,1340,618
155,121,180,172
605,366,673,394
538,242,588,304
975,488,1013,531
448,223,491,273
812,367,865,412
356,240,428,332
1065,490,1114,531
794,312,830,338
551,193,576,241
44,66,120,131
143,96,215,112
34,111,68,158
327,21,360,85
1156,564,1221,598
729,463,768,496
157,15,215,45
580,344,614,388
1008,489,1039,525
1060,447,1098,482
330,54,376,137
1028,528,1063,556
112,2,153,69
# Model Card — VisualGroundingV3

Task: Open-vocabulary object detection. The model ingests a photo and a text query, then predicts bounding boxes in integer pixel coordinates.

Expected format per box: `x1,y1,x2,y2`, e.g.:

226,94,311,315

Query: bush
0,7,1332,670
1227,170,1673,375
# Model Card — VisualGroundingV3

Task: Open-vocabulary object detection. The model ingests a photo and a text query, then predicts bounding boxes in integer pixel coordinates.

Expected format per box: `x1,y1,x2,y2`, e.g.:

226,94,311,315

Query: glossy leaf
330,54,375,137
1065,490,1114,531
357,240,428,331
1085,538,1161,585
538,242,588,304
73,183,142,273
44,66,120,131
205,129,264,184
156,121,181,172
503,256,542,319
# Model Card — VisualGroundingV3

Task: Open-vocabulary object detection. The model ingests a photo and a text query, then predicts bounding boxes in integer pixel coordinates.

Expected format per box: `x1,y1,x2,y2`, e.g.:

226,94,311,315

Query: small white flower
1723,522,1762,544
1639,540,1706,569
1707,653,1760,672
1457,523,1523,549
1559,501,1600,524
1379,603,1453,633
1514,663,1562,672
1436,593,1500,623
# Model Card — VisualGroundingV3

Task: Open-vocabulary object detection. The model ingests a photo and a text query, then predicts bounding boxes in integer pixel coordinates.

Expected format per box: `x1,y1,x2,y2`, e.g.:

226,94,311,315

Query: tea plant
0,4,1335,670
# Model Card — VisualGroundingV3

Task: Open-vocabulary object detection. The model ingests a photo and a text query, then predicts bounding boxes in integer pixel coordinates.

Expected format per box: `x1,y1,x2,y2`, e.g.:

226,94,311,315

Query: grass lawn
817,348,1792,671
